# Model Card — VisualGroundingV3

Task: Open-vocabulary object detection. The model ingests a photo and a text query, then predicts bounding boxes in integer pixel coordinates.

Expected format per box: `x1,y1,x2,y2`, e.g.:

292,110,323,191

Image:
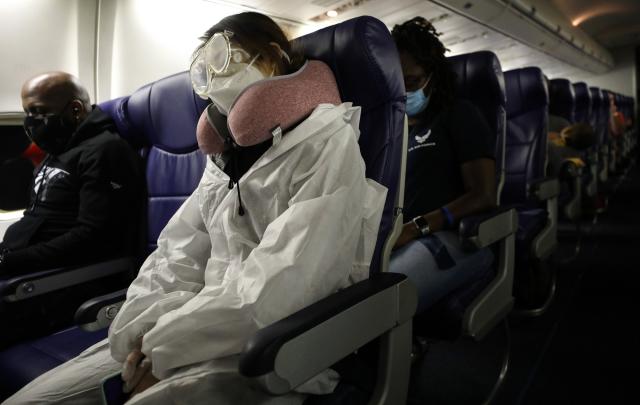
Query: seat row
0,15,636,404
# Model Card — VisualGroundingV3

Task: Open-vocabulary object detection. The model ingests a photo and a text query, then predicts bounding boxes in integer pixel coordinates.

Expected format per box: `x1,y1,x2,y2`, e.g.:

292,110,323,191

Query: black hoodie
1,106,145,274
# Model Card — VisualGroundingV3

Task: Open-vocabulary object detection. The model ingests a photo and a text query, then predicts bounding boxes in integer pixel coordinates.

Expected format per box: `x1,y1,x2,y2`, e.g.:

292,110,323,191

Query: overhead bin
429,0,614,74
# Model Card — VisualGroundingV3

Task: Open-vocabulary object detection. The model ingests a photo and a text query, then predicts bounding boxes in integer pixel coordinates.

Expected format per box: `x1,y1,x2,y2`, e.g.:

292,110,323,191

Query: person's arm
0,140,138,272
396,158,495,246
109,190,211,362
137,121,385,380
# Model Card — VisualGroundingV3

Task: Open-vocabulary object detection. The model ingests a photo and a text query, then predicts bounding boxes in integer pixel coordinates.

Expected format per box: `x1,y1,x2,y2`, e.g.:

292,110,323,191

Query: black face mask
23,101,76,155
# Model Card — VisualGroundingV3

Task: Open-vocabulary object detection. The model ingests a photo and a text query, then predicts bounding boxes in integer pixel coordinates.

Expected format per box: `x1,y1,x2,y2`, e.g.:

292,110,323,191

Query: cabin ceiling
551,0,640,49
211,0,620,81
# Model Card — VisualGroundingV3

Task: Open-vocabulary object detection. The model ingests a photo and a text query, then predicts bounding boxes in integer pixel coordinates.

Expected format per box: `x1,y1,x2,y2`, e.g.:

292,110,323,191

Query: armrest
75,288,127,331
239,272,417,394
528,177,560,201
458,207,518,250
0,257,135,303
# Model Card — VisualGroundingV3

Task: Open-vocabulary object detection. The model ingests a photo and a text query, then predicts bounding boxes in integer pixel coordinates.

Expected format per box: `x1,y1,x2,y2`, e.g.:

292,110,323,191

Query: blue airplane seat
589,87,602,140
548,78,575,124
547,78,583,220
572,82,592,125
413,50,512,336
402,51,517,404
449,51,506,196
503,67,559,313
573,82,598,199
294,16,405,274
0,72,209,399
590,87,610,184
99,76,208,253
251,26,515,405
255,16,410,404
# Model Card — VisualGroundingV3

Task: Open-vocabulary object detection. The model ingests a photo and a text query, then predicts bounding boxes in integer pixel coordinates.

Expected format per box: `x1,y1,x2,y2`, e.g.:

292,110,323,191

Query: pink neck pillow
196,60,342,155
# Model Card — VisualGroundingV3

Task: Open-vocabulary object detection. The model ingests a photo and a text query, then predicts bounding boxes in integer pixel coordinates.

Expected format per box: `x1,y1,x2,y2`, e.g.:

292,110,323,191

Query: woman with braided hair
390,17,498,318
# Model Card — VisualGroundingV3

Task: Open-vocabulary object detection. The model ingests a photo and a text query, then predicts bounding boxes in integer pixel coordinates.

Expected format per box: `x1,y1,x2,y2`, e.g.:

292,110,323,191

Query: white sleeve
109,190,211,362
141,127,377,379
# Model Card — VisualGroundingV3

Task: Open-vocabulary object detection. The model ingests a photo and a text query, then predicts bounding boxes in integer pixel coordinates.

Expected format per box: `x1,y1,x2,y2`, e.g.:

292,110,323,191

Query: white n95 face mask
207,57,267,116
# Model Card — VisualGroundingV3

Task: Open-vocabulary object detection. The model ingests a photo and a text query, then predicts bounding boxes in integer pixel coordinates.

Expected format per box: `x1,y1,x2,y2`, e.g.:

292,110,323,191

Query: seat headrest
447,51,505,181
504,67,548,118
572,82,592,124
125,72,209,153
197,60,341,155
448,51,506,135
549,78,575,123
589,86,602,108
98,97,135,142
293,16,405,112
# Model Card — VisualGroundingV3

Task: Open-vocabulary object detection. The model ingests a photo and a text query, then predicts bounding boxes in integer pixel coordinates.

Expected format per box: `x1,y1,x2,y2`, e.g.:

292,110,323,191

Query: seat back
100,74,209,254
572,82,598,197
572,82,592,125
502,67,548,206
447,51,506,202
445,51,514,339
294,16,406,274
595,88,611,146
589,87,603,140
549,78,575,123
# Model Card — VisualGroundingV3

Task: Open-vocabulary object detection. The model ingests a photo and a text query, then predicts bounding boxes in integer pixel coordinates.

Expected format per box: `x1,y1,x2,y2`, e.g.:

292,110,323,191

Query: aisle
521,163,640,404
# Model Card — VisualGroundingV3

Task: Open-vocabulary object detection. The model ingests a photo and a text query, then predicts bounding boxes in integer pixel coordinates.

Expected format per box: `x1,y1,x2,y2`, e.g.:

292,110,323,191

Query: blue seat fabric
573,82,597,195
572,82,592,125
100,73,208,253
549,78,575,123
294,16,405,274
502,67,548,207
590,87,604,145
502,68,553,291
448,51,505,178
0,328,107,398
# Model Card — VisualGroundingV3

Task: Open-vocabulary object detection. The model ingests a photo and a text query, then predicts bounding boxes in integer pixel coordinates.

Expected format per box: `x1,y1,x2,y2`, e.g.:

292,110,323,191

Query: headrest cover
196,60,341,155
229,60,341,146
504,67,547,118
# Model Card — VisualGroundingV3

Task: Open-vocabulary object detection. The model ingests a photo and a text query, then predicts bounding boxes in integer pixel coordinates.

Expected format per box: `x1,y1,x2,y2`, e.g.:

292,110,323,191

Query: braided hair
392,17,456,113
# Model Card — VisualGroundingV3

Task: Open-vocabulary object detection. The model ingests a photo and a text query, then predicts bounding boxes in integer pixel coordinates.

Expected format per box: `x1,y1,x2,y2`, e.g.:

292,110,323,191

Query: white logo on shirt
34,166,70,201
110,181,122,190
415,129,432,144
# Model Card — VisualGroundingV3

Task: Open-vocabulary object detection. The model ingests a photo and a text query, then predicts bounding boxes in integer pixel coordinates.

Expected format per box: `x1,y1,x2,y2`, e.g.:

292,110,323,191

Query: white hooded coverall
4,102,387,405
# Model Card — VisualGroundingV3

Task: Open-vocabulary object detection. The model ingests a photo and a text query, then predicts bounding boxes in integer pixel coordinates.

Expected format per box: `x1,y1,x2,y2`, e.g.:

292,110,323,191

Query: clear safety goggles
190,30,256,97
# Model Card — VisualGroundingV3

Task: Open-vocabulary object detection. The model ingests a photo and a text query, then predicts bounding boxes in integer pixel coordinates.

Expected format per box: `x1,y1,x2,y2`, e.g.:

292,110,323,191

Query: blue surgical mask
406,88,430,117
405,74,432,117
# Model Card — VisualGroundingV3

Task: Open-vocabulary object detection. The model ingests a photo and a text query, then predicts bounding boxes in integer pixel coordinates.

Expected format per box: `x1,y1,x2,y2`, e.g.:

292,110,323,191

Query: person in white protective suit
3,11,387,405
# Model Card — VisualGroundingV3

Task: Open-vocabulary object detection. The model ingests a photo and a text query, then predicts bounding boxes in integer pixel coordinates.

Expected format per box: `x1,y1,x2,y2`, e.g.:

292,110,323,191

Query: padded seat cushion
0,327,106,397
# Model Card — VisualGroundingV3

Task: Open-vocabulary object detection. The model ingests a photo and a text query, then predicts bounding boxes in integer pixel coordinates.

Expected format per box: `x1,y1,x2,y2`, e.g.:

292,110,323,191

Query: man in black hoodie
0,72,144,275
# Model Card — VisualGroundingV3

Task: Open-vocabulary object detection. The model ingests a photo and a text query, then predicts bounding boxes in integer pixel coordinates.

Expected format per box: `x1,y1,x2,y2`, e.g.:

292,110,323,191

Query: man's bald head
21,72,91,119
